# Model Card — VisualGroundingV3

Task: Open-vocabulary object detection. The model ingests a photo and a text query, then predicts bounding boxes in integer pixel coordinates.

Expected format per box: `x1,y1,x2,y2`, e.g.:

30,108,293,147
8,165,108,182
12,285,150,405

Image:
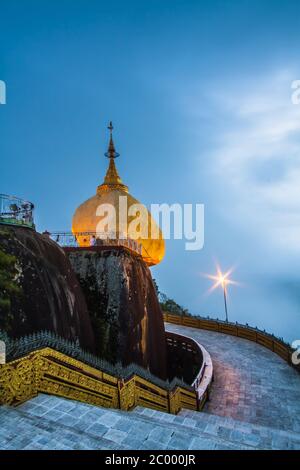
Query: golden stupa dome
72,123,165,266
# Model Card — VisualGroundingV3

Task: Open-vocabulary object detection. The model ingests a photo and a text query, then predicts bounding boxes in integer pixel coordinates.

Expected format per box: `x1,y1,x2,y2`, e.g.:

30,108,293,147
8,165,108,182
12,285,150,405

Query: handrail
0,327,214,413
0,194,35,229
48,231,143,256
163,312,299,373
166,330,213,409
0,346,198,414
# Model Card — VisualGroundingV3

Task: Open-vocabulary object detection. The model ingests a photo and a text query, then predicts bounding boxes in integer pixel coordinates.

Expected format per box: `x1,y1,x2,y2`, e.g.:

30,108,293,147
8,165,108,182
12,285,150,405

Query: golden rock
72,124,165,266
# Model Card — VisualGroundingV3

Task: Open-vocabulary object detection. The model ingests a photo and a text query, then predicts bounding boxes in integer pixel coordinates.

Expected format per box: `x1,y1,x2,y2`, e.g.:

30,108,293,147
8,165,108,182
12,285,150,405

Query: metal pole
223,284,228,322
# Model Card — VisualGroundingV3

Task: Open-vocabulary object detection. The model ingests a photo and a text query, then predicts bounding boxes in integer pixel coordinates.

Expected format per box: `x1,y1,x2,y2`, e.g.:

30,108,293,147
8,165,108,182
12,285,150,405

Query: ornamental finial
105,121,119,159
108,121,113,134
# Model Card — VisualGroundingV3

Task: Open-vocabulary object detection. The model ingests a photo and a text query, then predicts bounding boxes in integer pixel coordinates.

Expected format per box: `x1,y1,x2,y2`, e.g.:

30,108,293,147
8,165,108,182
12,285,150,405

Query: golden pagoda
72,123,165,266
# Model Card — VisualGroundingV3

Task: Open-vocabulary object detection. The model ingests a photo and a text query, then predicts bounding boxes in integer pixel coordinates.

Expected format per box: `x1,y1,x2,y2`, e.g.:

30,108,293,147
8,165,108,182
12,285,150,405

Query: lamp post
221,278,229,323
205,266,236,323
216,273,230,323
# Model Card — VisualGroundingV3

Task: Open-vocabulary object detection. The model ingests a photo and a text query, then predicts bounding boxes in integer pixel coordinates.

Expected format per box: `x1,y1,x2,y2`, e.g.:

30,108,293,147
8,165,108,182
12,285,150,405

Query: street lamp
219,274,229,322
205,266,236,323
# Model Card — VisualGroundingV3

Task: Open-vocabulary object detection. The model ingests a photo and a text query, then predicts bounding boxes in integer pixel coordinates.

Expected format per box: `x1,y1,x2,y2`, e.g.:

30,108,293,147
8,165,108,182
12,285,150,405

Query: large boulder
67,247,167,380
0,225,95,352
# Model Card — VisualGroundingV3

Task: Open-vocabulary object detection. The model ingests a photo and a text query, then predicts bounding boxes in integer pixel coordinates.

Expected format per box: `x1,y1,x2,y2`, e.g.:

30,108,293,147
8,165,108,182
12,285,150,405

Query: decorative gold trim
0,347,199,414
97,182,128,194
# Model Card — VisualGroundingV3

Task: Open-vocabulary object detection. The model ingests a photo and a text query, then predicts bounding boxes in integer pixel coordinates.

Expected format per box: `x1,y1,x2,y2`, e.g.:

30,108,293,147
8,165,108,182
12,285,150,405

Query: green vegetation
0,248,21,330
153,279,191,317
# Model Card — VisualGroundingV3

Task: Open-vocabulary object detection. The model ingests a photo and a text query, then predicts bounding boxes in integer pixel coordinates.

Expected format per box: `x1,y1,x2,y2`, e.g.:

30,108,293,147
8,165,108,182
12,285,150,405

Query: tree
153,278,191,317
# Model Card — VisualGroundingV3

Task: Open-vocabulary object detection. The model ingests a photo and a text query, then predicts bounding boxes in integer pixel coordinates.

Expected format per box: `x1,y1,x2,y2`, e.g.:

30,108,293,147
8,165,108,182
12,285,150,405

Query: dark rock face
67,247,167,380
0,226,95,352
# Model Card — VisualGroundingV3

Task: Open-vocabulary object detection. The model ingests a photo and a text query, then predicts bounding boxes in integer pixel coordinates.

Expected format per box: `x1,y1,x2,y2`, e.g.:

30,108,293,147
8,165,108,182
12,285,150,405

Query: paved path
1,394,300,450
166,323,300,432
0,323,299,449
0,396,255,450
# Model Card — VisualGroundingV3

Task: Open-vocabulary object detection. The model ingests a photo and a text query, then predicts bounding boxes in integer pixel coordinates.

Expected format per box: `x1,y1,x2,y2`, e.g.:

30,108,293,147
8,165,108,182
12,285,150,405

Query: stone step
181,408,300,445
0,404,128,450
2,394,299,450
0,395,254,450
24,395,253,450
49,395,283,451
132,406,300,450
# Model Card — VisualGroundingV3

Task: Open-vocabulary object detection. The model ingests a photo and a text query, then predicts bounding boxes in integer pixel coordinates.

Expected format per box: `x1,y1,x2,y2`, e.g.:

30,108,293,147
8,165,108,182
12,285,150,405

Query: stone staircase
0,394,299,450
132,407,300,450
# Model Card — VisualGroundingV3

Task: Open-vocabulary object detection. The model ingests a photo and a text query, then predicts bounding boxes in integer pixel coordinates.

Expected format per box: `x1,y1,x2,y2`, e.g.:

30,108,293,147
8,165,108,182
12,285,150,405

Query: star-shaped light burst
205,265,237,294
203,265,238,322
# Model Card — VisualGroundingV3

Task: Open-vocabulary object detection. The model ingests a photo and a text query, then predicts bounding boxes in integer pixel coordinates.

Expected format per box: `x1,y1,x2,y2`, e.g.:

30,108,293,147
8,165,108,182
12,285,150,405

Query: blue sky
1,0,300,342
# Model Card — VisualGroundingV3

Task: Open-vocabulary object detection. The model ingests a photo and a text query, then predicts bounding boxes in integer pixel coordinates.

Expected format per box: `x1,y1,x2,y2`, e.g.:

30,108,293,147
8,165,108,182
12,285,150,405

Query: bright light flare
204,265,238,294
202,264,240,323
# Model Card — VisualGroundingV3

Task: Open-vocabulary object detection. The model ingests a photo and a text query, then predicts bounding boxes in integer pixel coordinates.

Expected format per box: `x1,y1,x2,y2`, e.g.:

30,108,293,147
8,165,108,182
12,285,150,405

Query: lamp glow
204,265,238,322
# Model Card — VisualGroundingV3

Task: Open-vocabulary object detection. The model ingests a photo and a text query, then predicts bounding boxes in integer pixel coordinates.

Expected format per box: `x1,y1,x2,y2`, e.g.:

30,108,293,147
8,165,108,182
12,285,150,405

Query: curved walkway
1,325,299,449
165,323,300,433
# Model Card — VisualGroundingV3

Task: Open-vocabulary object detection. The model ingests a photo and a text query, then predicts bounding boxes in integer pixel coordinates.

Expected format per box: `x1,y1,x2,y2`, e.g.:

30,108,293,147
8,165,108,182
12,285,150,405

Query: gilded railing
0,347,199,414
1,313,294,415
163,312,300,373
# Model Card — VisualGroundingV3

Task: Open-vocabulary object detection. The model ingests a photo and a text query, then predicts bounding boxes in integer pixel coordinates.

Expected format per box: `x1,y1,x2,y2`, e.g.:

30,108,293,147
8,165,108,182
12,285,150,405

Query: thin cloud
206,72,300,254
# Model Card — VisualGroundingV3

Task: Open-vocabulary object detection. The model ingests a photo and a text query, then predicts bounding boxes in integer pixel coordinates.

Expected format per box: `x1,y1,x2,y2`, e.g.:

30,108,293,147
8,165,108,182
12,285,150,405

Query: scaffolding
0,194,35,229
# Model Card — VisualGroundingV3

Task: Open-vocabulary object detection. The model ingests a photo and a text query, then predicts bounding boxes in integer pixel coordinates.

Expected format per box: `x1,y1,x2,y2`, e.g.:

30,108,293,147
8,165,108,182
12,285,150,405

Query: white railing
0,194,34,229
166,330,213,406
48,231,143,256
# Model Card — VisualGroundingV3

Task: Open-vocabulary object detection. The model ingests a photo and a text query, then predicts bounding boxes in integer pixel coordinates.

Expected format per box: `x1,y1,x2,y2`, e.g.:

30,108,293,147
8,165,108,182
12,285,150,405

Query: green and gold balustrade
0,344,201,414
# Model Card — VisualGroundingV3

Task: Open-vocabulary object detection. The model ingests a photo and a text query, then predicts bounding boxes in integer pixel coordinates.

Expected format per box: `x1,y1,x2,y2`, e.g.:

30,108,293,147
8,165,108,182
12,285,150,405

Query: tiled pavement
0,323,299,450
1,394,300,450
166,323,300,432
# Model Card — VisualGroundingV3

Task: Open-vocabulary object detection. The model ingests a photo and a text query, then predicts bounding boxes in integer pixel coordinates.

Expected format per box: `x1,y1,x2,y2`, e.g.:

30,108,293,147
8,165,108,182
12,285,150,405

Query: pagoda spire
97,122,128,194
105,121,120,159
